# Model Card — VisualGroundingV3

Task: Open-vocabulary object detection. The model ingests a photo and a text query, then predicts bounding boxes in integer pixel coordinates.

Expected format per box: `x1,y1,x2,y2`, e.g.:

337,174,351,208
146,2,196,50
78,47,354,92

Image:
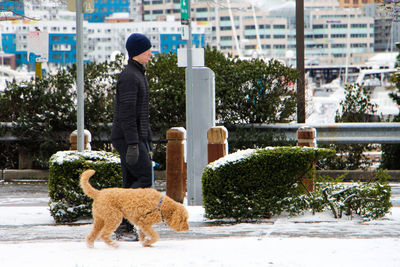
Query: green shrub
279,169,392,220
202,146,335,220
48,150,121,223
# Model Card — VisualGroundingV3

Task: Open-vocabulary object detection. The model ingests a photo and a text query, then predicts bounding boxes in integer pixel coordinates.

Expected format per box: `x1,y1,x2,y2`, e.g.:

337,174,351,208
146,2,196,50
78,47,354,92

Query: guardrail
2,122,400,144
244,122,400,144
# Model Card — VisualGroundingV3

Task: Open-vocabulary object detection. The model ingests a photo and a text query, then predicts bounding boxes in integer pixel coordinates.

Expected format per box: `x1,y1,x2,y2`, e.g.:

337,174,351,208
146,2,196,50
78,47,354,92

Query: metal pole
186,0,196,205
76,0,85,152
296,0,305,123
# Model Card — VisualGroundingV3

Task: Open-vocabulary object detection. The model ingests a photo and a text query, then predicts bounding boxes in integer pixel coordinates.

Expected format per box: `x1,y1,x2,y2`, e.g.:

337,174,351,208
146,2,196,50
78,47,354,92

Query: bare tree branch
0,8,41,21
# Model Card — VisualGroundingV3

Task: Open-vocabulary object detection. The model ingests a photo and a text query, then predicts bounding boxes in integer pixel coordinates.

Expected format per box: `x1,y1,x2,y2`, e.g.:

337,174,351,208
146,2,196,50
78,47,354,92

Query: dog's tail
80,169,99,199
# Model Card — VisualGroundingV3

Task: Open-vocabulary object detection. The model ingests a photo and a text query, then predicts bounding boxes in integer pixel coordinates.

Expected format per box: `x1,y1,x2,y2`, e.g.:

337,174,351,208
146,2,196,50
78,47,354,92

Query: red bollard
207,126,228,164
166,127,186,203
297,126,317,192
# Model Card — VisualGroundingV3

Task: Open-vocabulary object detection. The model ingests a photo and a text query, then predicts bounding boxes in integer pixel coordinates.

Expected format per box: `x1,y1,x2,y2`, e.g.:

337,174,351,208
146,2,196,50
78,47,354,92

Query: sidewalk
1,181,400,266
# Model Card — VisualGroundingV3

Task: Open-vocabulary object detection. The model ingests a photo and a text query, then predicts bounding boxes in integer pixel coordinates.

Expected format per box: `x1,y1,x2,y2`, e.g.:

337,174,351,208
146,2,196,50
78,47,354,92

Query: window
351,33,367,38
313,24,325,29
273,24,285,29
351,24,367,28
331,34,346,38
331,24,347,29
245,25,256,30
196,8,207,12
220,26,232,31
331,44,345,48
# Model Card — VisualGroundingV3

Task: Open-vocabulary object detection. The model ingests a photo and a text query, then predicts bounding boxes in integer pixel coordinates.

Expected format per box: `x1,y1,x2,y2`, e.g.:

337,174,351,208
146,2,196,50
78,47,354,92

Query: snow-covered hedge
48,151,121,223
202,146,335,221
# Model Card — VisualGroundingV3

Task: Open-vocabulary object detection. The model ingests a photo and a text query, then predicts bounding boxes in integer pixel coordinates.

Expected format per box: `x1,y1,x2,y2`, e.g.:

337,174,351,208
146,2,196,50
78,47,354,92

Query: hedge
202,146,335,220
48,150,121,223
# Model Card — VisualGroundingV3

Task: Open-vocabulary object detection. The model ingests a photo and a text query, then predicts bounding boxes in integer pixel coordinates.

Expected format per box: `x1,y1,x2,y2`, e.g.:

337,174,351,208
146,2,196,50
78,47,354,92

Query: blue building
84,0,130,23
0,0,24,16
160,33,206,54
1,31,77,70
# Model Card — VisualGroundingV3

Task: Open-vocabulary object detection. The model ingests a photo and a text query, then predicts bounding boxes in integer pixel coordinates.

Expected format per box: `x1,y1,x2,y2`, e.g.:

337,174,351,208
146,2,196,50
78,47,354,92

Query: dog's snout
178,222,189,232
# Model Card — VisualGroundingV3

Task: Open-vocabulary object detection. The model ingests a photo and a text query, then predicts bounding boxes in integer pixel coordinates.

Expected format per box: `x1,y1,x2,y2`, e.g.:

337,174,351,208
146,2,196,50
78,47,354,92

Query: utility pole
181,0,197,205
296,0,306,123
76,0,85,152
68,0,94,151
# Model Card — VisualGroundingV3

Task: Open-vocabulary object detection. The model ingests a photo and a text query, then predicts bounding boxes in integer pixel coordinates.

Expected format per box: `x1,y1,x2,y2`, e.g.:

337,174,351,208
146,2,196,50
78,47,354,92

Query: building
338,0,377,8
1,0,399,70
0,0,24,19
84,0,131,23
0,17,210,70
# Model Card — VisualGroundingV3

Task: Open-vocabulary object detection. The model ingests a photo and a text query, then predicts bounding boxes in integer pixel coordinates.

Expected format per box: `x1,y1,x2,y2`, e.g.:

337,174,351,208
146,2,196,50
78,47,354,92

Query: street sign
27,31,49,62
67,0,95,13
181,25,189,40
180,0,189,22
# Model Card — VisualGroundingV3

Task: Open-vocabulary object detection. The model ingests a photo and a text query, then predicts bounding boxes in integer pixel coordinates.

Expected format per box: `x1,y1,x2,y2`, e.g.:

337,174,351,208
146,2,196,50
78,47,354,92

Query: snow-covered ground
1,193,400,267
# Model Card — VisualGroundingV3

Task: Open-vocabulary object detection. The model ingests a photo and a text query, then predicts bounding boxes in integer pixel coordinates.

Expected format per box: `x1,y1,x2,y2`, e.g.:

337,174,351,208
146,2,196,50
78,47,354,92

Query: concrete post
207,126,228,164
18,148,33,169
296,126,317,192
166,127,186,203
69,129,91,151
186,67,215,205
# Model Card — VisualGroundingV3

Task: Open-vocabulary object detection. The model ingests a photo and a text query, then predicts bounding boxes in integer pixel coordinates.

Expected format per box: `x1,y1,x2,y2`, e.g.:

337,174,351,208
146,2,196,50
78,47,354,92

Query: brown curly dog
80,169,189,248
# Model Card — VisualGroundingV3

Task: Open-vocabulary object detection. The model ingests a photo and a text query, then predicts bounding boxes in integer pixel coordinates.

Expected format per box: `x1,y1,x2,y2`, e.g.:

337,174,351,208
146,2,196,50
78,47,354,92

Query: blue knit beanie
125,33,151,58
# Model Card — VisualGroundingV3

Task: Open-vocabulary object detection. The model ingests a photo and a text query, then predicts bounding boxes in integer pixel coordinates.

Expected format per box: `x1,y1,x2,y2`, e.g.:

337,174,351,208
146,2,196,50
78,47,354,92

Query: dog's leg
100,216,122,248
138,225,159,247
86,218,104,248
138,228,146,242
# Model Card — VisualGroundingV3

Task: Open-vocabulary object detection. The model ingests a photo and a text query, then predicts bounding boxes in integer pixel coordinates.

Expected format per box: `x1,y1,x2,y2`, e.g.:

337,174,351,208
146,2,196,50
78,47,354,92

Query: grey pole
185,0,196,205
76,0,85,152
296,0,305,123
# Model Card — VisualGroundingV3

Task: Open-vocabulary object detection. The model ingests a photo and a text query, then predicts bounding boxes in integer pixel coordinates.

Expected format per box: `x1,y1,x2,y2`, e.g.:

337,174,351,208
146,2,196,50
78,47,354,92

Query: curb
2,169,400,182
2,169,49,182
1,169,167,182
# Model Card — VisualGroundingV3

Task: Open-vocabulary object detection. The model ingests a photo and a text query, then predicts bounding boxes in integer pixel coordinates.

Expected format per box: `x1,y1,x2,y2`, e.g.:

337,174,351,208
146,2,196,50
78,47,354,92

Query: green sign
180,0,189,20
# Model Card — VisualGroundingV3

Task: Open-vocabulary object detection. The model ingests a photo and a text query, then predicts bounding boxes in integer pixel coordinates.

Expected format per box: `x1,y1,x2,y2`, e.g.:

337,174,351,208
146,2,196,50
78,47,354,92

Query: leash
158,196,164,222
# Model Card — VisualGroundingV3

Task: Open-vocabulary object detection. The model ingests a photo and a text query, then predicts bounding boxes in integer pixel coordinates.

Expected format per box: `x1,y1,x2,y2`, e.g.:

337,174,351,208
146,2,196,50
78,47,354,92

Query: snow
1,203,400,267
50,150,121,165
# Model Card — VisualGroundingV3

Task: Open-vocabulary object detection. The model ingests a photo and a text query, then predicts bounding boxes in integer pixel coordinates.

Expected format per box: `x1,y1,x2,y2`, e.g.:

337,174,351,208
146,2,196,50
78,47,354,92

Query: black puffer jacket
110,59,151,144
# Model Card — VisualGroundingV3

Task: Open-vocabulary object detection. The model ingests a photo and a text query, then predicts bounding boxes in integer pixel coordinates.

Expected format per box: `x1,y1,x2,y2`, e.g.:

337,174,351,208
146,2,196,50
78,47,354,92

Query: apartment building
142,0,376,63
305,8,375,65
0,0,210,70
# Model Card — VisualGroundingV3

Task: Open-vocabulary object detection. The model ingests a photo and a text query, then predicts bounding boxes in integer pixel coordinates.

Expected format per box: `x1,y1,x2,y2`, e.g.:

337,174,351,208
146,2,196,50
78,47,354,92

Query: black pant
112,138,152,189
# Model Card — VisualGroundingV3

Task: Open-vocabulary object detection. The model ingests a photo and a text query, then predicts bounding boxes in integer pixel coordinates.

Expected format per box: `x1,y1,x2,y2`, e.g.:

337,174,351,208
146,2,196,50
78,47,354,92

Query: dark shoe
114,220,139,241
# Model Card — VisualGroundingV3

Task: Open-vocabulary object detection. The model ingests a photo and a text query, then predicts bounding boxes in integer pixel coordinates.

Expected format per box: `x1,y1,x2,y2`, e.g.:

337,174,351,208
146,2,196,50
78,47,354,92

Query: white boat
307,68,399,123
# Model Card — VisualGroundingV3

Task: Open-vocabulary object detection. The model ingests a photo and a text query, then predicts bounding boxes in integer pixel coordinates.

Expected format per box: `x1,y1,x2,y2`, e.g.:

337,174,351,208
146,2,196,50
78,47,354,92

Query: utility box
186,67,215,205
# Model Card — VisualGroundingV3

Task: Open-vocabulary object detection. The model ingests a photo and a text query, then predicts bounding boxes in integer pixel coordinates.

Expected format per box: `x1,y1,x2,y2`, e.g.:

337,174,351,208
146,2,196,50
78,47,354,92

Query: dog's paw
142,242,153,247
110,241,120,249
141,237,153,247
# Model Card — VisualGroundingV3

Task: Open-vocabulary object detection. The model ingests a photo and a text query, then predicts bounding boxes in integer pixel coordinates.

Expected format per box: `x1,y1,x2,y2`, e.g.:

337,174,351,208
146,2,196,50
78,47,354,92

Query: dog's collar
145,196,165,221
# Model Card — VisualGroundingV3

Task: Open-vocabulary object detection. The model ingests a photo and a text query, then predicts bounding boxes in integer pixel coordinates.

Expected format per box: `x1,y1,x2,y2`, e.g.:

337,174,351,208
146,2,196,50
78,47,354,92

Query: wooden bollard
297,126,317,192
166,127,186,203
208,126,228,164
69,129,92,151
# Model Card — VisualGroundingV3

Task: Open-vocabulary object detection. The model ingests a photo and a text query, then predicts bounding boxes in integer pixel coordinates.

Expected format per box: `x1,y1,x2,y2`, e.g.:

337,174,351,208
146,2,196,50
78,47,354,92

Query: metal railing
2,122,400,144
243,122,400,144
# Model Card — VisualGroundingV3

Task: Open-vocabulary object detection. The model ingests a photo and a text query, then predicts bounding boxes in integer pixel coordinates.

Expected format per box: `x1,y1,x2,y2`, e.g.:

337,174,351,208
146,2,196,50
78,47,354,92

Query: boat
307,67,399,123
